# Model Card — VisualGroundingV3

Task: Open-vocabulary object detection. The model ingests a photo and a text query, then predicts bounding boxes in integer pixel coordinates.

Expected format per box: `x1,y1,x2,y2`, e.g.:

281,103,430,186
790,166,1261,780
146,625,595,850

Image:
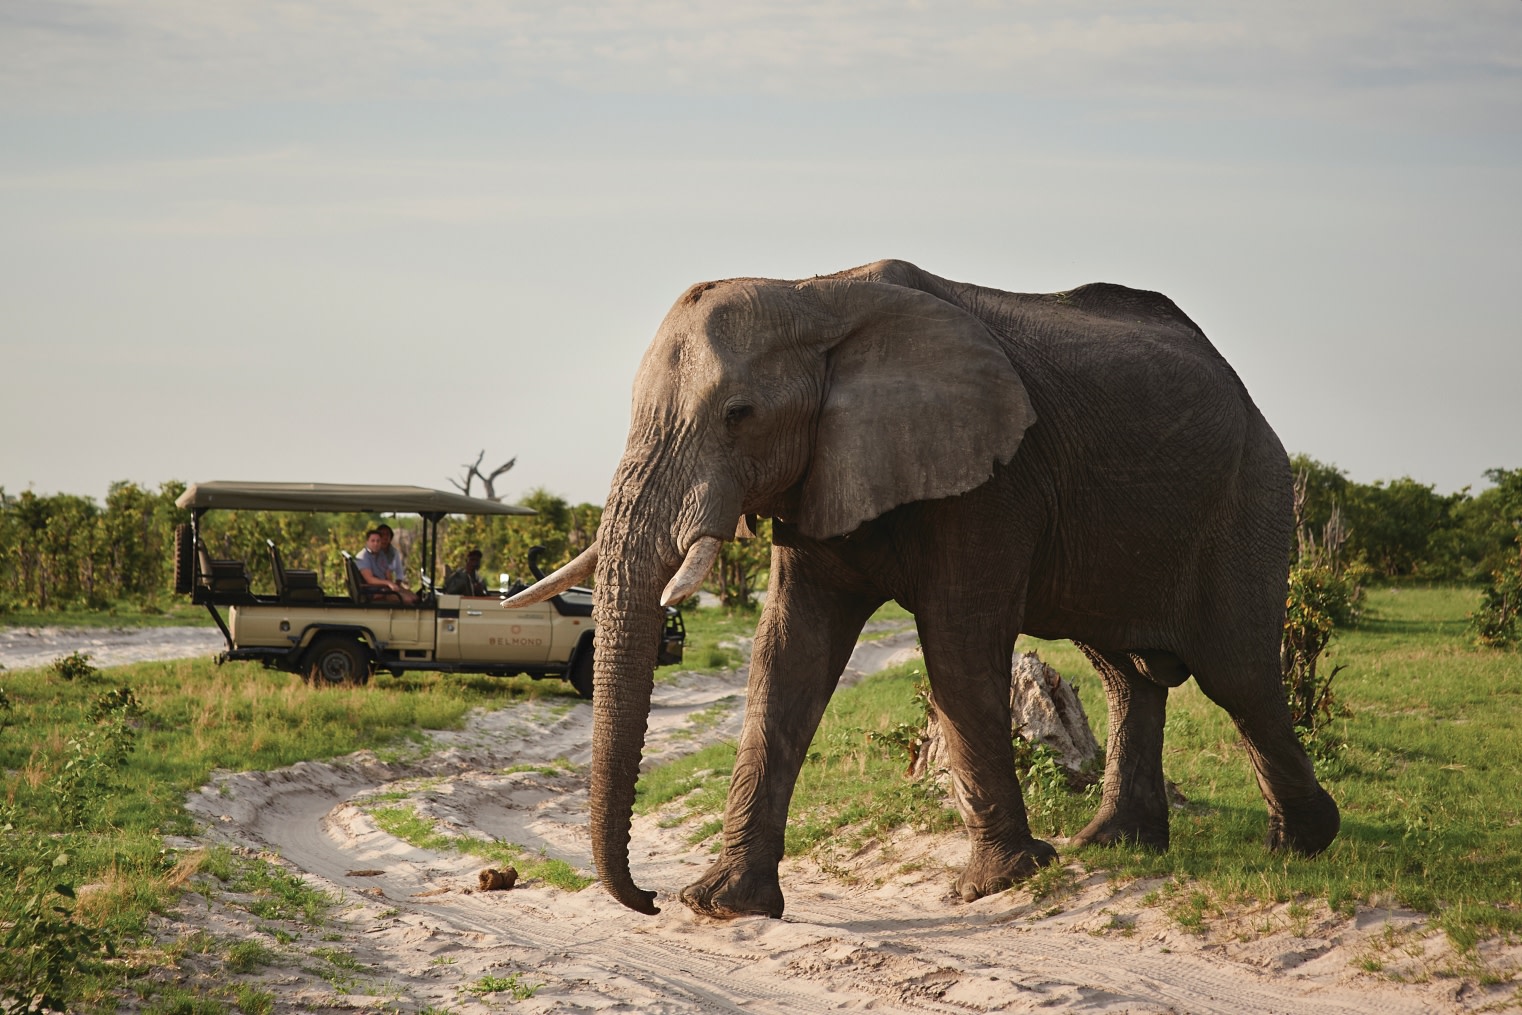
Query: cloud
3,1,1518,129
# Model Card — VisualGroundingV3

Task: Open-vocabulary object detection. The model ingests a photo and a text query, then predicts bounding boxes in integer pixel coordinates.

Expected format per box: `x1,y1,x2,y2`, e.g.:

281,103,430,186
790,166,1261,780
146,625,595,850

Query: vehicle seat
267,539,324,603
342,551,401,604
196,540,251,595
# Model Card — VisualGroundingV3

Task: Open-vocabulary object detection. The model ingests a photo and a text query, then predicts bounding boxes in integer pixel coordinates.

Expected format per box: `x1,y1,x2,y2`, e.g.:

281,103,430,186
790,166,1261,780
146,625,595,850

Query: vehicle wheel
305,636,372,687
172,523,195,595
568,640,594,701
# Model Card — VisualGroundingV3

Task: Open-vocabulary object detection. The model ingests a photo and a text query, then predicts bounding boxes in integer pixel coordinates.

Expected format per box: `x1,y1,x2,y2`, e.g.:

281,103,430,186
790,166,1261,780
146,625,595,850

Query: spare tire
172,523,195,595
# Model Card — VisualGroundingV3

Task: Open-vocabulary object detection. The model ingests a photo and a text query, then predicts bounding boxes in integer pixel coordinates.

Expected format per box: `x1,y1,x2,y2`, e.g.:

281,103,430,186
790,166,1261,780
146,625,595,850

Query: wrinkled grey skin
588,259,1339,918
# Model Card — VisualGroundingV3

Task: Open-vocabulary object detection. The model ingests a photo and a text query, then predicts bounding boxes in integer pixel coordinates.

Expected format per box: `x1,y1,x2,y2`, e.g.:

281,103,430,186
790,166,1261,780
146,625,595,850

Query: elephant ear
792,279,1036,540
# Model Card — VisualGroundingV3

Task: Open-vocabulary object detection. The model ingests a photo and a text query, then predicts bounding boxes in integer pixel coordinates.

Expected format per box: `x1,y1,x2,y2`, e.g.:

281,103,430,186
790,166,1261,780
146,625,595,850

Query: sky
3,1,1519,507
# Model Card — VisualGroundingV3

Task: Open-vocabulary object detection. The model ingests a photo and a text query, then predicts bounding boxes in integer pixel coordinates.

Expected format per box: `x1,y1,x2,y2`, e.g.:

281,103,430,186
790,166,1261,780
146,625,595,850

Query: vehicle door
454,594,555,666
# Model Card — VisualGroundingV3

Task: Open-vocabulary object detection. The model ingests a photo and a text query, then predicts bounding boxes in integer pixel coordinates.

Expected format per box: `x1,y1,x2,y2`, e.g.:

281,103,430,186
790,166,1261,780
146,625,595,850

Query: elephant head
506,267,1036,913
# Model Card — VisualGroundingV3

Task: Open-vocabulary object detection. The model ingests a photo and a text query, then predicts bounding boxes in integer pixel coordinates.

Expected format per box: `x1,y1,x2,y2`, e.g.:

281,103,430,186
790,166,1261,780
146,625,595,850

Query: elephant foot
680,860,784,920
955,839,1057,903
1267,788,1340,856
1069,802,1169,852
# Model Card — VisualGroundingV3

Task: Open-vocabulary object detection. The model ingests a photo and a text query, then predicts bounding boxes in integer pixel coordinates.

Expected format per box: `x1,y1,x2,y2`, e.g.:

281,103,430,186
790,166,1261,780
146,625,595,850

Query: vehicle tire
568,638,595,701
305,636,372,687
172,523,195,595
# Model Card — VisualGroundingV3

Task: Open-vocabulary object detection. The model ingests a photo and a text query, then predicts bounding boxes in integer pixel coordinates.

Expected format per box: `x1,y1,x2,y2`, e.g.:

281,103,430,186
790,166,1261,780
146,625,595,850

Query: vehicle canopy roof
175,481,537,517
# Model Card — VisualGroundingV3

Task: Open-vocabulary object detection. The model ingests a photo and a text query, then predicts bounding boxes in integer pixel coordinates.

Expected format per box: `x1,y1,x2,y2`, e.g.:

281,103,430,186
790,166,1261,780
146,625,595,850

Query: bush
50,652,98,683
1470,538,1522,648
1282,561,1363,741
0,843,114,1015
1282,467,1368,752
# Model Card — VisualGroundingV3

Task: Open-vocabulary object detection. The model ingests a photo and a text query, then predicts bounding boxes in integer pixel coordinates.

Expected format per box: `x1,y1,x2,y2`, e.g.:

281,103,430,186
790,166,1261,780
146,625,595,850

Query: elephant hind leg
1191,653,1340,856
1069,646,1172,851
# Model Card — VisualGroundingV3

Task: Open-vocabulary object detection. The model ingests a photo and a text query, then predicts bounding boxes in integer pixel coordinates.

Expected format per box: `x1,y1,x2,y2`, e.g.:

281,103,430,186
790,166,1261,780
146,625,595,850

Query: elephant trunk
588,434,736,913
588,576,665,914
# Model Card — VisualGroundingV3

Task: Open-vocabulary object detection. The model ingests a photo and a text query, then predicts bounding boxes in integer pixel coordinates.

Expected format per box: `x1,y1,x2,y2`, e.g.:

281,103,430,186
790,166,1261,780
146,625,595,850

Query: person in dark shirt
442,548,488,596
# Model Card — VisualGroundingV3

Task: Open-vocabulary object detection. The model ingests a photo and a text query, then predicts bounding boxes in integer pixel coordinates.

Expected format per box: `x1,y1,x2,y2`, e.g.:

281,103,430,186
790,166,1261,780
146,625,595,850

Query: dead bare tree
449,451,516,501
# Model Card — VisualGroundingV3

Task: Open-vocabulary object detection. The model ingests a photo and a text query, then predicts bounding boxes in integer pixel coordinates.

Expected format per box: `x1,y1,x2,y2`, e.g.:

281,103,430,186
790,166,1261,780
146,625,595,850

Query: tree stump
911,651,1099,787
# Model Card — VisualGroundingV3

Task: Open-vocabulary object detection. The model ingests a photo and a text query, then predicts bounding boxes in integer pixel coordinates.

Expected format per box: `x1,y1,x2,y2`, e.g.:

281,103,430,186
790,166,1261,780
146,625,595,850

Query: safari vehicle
172,481,684,695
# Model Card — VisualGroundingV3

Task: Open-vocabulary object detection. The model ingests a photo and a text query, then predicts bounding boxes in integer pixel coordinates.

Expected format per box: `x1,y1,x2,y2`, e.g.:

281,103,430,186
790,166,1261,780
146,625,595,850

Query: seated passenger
355,524,417,604
441,548,489,596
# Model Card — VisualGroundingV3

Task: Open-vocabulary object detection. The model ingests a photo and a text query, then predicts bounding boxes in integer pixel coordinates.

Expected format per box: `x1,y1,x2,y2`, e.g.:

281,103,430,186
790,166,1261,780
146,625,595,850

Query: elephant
506,259,1339,919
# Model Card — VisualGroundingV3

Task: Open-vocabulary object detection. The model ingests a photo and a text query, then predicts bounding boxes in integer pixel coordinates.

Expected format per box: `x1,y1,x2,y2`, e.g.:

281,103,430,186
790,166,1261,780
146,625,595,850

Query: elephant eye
724,403,754,426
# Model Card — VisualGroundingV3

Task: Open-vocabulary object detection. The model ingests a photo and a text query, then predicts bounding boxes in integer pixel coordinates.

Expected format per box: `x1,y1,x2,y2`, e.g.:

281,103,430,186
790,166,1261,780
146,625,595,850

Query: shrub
1470,538,1522,648
50,651,98,682
1282,562,1360,738
1282,468,1368,752
0,844,114,1015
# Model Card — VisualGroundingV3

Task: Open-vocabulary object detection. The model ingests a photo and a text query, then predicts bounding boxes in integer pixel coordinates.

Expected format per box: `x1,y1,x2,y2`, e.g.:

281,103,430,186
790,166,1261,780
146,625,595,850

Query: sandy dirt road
0,624,227,672
9,626,1515,1012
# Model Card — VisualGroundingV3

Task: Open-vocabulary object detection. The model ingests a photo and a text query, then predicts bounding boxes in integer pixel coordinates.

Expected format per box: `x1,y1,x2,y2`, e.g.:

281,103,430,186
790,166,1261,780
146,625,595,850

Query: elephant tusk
660,536,722,606
501,543,599,608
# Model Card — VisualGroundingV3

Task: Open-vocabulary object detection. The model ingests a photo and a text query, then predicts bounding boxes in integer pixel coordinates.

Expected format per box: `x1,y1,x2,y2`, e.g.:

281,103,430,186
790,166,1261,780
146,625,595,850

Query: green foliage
1281,561,1362,743
709,517,772,608
1284,456,1521,582
1456,467,1522,580
1344,477,1468,579
864,677,932,773
55,694,141,828
0,481,188,612
1282,465,1370,753
436,487,601,591
1012,738,1082,802
0,479,603,611
9,465,1512,618
1470,536,1522,648
0,842,114,1015
469,971,541,1000
50,650,99,682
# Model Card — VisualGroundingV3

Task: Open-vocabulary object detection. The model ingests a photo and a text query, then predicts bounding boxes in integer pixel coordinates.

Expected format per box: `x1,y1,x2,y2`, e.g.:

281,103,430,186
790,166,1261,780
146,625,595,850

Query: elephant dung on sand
507,259,1340,919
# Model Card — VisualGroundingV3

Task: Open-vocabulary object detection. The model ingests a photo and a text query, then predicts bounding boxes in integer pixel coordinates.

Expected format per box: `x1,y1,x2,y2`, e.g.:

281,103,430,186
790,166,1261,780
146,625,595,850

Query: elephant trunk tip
605,882,661,916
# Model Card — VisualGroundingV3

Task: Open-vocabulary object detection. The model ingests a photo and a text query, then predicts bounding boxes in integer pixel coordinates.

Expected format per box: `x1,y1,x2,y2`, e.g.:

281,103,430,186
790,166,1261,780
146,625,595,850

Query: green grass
1045,585,1521,946
6,585,1513,1007
0,600,215,628
468,971,541,999
654,602,761,681
0,655,579,1011
638,586,1522,949
0,598,762,1010
364,803,593,891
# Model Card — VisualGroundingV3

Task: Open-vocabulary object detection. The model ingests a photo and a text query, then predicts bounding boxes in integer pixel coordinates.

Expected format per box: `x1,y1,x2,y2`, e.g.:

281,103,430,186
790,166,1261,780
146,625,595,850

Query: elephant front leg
919,627,1057,902
679,578,880,920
